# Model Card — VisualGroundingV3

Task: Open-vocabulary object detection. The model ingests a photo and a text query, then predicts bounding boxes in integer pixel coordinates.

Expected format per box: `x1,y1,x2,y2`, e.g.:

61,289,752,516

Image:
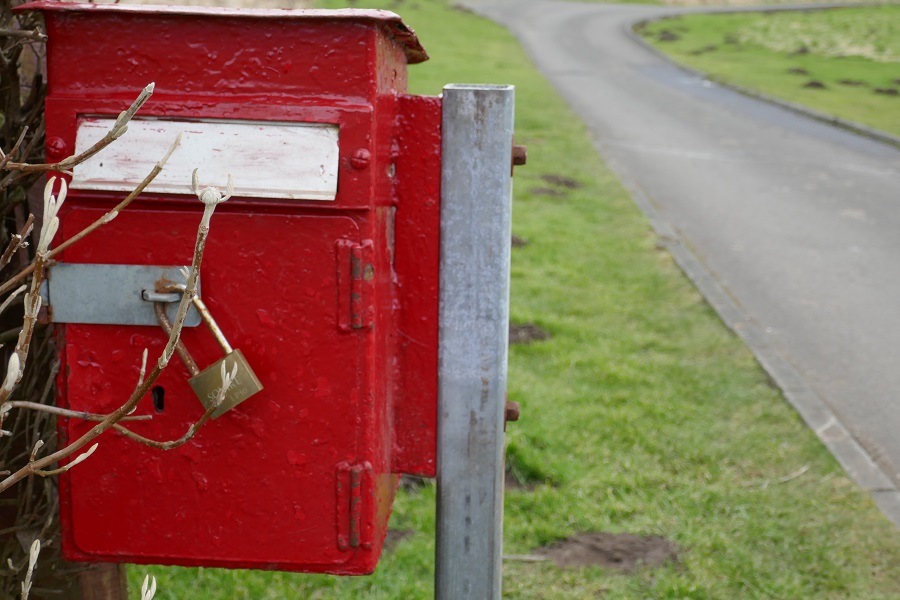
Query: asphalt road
460,0,900,525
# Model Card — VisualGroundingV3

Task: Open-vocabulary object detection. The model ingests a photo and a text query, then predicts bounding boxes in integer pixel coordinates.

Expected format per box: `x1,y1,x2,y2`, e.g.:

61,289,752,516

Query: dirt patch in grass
383,529,414,552
536,532,678,571
689,44,718,55
838,79,867,87
787,67,809,75
541,174,583,189
874,87,899,96
803,80,827,89
511,235,529,248
505,467,537,491
509,323,550,344
529,187,566,197
656,29,681,42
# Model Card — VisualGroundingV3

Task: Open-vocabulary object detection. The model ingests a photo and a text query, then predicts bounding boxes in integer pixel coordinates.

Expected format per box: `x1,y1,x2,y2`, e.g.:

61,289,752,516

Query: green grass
128,1,900,597
637,6,900,137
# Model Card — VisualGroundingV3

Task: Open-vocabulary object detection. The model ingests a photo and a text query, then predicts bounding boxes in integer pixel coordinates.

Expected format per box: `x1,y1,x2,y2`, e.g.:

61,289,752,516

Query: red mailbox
26,1,443,574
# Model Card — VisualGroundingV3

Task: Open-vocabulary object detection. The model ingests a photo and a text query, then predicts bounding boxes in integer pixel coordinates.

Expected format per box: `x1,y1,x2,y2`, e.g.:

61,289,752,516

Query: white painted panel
72,118,340,201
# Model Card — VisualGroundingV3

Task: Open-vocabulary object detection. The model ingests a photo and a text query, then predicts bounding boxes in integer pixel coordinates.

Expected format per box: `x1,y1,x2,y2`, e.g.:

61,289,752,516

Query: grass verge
128,1,900,597
637,6,900,137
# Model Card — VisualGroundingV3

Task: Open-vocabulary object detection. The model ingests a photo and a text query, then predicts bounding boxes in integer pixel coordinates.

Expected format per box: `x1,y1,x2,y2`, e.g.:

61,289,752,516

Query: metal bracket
45,263,201,326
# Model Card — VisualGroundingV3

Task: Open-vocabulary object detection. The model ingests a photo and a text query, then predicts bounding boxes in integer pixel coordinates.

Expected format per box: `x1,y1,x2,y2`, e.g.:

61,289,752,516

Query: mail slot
25,1,442,574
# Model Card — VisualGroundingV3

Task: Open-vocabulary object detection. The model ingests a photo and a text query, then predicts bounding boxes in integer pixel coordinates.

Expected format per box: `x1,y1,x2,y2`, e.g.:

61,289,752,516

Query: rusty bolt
46,136,67,160
350,148,371,170
505,400,520,423
512,144,527,166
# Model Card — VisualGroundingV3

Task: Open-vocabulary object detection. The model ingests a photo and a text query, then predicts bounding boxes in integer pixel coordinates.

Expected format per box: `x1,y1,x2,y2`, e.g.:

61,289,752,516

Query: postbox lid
17,1,429,64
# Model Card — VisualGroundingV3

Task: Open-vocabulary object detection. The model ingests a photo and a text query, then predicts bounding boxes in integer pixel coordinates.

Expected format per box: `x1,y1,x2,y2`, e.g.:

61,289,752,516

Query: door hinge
336,461,373,551
336,240,375,331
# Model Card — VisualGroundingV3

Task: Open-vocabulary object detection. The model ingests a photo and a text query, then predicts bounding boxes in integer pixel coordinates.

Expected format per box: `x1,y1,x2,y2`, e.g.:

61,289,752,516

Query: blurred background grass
637,6,900,136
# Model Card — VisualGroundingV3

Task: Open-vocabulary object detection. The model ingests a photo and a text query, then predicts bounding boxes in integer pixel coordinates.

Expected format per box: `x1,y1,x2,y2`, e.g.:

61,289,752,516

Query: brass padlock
154,294,263,418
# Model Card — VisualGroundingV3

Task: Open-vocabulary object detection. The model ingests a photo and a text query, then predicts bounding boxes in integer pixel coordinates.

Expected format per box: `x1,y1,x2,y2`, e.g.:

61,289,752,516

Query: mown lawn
637,6,900,137
128,1,900,598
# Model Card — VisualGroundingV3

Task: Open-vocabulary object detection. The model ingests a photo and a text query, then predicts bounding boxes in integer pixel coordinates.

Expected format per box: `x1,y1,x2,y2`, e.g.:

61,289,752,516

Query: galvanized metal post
436,84,515,600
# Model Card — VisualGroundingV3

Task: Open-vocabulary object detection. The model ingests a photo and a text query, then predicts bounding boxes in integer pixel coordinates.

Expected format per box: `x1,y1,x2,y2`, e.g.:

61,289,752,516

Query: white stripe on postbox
72,118,340,201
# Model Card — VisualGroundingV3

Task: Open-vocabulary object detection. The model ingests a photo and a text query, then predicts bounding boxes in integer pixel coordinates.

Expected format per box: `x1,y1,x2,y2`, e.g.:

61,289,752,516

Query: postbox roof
17,1,429,64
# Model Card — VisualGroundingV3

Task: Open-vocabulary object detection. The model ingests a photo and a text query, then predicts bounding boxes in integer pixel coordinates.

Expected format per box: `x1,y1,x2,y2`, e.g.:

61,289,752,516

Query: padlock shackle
192,297,234,355
154,282,234,355
153,302,201,377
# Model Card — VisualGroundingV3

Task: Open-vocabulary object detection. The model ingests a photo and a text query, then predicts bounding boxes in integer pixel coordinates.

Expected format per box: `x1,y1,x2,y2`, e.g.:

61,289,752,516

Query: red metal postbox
26,1,443,574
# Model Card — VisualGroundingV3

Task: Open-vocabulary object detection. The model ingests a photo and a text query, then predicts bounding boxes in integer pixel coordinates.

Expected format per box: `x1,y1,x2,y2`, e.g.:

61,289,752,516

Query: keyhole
152,386,165,413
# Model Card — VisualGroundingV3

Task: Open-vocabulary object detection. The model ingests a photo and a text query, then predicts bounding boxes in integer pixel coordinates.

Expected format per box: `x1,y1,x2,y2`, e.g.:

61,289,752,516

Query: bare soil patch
536,532,678,572
509,323,550,345
505,465,541,491
529,187,566,197
541,174,583,189
803,80,827,89
874,87,899,96
656,29,681,42
689,44,718,55
787,67,809,75
383,529,414,552
511,235,529,247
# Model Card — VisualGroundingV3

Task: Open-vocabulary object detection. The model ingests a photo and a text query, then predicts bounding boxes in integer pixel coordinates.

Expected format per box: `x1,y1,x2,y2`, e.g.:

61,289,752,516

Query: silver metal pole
436,84,515,600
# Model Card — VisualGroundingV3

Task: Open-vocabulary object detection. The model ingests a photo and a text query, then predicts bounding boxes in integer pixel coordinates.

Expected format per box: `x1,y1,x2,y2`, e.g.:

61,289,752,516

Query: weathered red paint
21,1,440,575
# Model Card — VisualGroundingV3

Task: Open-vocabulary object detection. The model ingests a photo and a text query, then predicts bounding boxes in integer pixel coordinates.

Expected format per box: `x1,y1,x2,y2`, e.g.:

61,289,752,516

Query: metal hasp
46,263,201,326
436,84,515,600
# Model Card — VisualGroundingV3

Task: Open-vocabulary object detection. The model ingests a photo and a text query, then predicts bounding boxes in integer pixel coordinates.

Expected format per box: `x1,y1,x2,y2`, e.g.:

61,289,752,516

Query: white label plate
72,118,340,201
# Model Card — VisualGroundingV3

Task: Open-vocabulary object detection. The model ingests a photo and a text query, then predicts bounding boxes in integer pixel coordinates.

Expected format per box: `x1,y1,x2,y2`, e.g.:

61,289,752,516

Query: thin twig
0,214,33,271
0,128,29,172
3,83,154,174
0,133,181,298
112,406,215,451
19,540,39,600
2,402,152,422
0,28,46,42
0,285,26,316
47,132,181,260
34,443,97,477
113,359,235,450
0,177,227,493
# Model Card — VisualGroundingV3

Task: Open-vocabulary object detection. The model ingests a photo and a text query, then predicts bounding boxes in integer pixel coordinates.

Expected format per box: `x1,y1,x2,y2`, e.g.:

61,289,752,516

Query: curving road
461,0,900,525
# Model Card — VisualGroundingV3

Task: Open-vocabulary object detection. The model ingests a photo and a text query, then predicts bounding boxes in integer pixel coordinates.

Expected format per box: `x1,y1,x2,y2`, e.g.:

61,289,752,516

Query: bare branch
0,28,46,42
2,401,152,422
0,286,27,317
34,443,98,477
0,128,29,172
112,359,235,451
111,406,215,451
48,132,182,260
0,215,33,271
0,132,181,299
0,176,229,493
19,540,39,600
2,83,155,174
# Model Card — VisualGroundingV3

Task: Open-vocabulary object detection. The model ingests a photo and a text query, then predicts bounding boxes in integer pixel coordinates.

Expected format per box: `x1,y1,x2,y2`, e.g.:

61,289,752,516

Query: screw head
46,136,67,159
350,148,371,170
